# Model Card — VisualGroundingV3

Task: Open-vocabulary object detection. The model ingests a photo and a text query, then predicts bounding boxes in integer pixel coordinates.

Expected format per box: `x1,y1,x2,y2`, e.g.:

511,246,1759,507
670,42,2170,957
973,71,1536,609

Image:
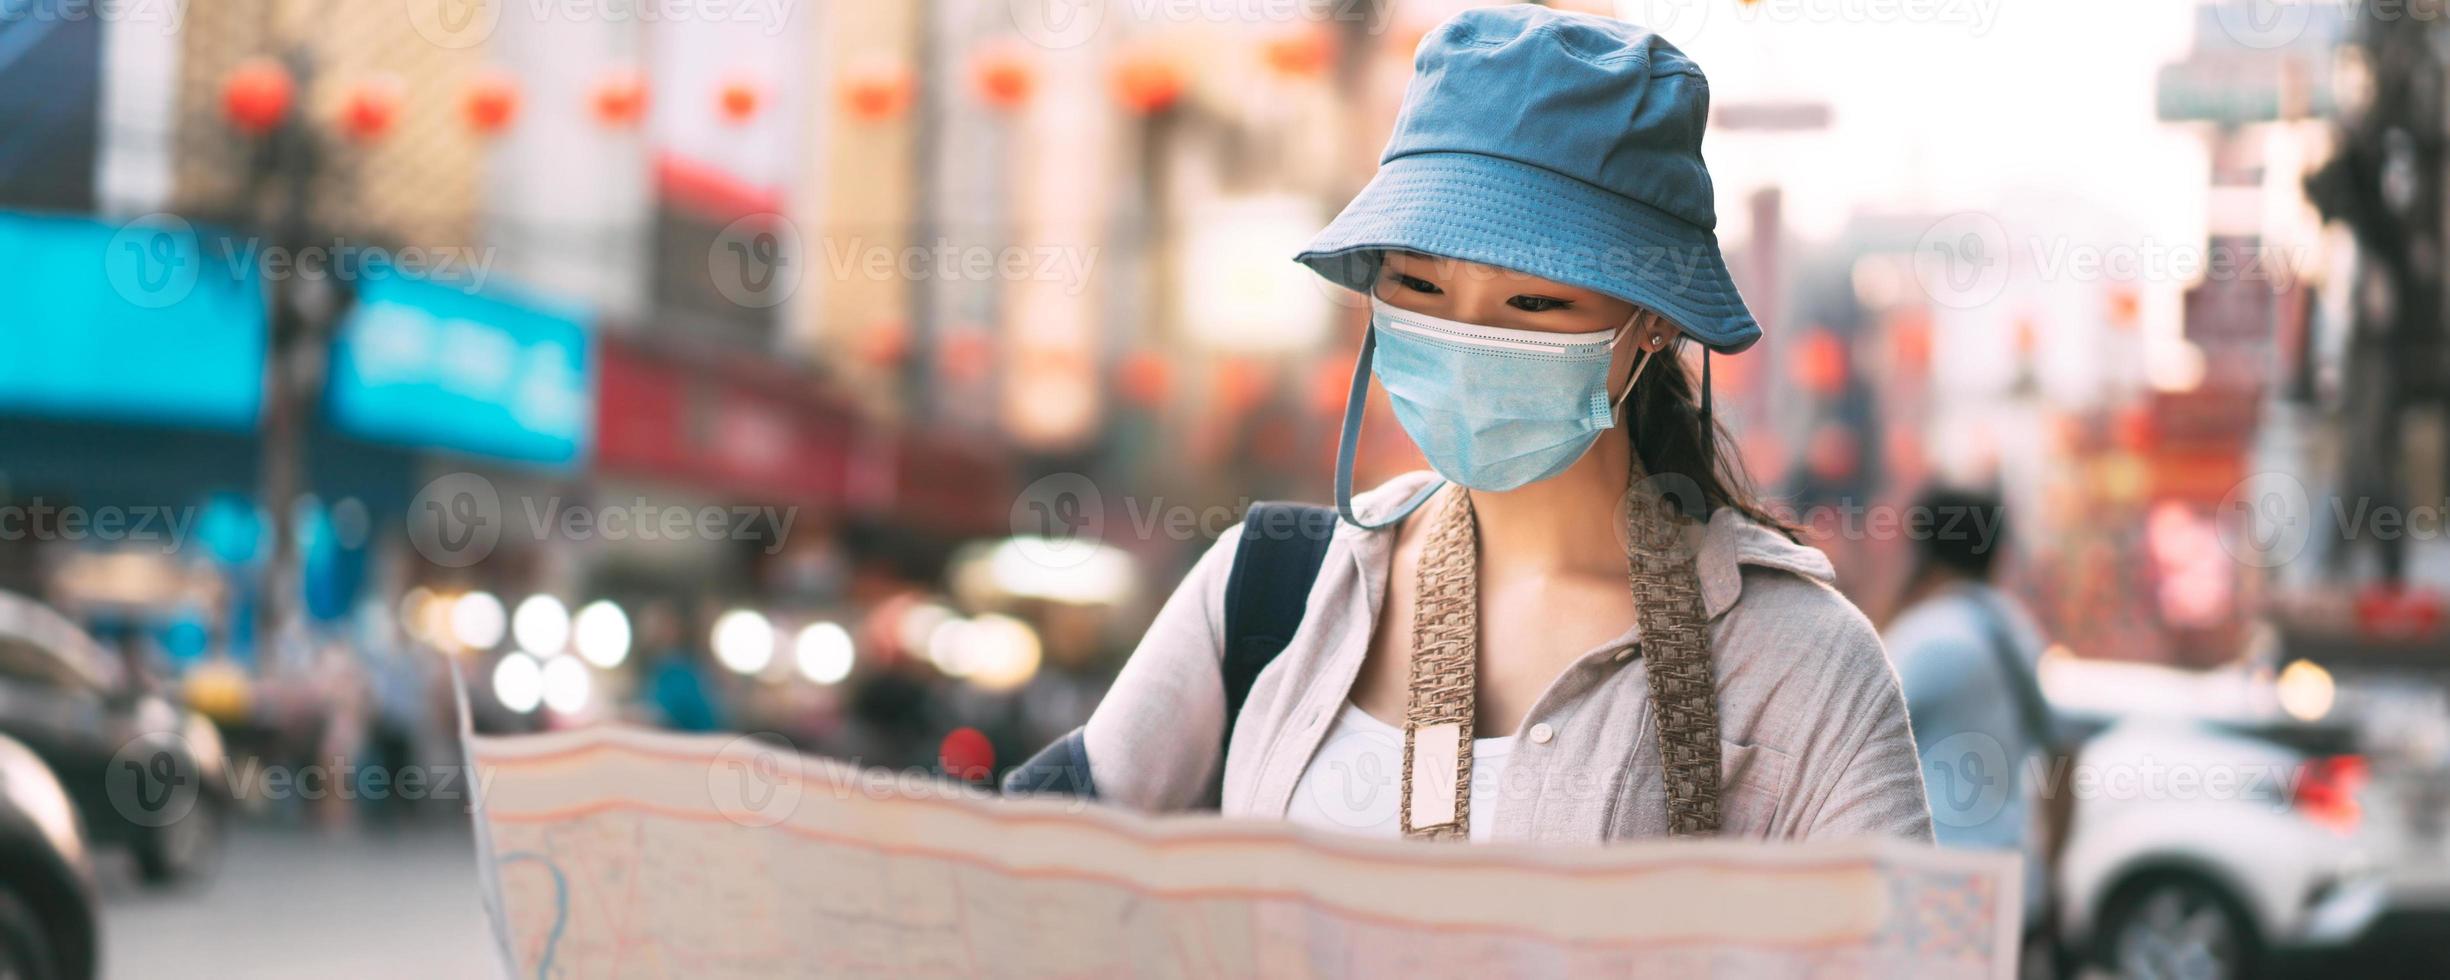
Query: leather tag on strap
1406,722,1462,830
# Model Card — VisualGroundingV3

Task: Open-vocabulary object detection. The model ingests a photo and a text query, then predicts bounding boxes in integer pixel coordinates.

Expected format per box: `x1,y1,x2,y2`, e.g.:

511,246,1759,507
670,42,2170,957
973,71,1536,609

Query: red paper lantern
859,318,911,367
591,68,648,128
970,42,1033,110
2108,287,2141,328
337,75,406,143
1117,352,1171,407
462,70,521,136
1111,46,1185,116
1887,308,1933,375
1261,28,1332,78
719,75,764,125
1214,359,1267,412
939,329,993,384
2112,405,2155,453
1792,329,1848,396
221,58,293,135
838,60,913,123
1308,357,1351,417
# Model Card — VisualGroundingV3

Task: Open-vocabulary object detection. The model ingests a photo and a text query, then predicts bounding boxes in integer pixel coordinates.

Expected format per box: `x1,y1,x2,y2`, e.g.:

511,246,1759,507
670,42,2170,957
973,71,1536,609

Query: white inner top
1284,701,1517,843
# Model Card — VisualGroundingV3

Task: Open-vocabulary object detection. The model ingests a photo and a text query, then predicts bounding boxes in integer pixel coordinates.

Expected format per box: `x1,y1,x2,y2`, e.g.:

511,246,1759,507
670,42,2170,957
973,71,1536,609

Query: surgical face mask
1333,295,1667,528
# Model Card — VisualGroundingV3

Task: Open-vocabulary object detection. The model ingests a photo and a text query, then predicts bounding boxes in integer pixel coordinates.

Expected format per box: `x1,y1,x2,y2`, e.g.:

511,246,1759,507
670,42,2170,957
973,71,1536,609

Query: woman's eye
1508,295,1572,313
1388,272,1443,295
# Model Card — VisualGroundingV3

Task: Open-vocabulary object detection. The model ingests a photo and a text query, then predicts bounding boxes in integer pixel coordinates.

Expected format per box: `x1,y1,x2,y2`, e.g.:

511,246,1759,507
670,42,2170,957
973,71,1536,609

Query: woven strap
1623,472,1722,836
1400,487,1479,840
1395,467,1724,840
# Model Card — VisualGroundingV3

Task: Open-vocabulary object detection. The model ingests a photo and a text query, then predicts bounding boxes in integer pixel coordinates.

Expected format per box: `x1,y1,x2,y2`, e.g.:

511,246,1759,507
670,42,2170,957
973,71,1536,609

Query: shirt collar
1342,470,1834,621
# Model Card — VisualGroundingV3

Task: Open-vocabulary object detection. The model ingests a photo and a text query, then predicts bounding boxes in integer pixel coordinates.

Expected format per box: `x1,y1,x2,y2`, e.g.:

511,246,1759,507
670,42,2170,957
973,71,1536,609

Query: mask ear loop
1610,314,1675,420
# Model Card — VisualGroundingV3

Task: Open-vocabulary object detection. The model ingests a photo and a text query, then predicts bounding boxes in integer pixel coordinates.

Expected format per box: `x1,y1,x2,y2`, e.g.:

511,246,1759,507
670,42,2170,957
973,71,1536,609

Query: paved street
95,821,498,979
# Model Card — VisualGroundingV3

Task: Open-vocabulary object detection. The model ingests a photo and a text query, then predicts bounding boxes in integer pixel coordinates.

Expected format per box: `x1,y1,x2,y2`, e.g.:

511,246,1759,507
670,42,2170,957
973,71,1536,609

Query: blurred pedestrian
637,602,726,733
1884,486,2076,977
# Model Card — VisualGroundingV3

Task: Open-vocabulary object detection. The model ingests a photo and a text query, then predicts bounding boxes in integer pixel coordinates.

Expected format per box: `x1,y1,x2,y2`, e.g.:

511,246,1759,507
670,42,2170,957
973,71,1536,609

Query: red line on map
478,740,1885,879
485,798,1892,953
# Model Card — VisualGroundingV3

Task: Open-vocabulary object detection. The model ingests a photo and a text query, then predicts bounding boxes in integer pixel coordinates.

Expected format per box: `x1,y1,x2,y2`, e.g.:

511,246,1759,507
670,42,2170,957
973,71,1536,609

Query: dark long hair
1624,340,1799,539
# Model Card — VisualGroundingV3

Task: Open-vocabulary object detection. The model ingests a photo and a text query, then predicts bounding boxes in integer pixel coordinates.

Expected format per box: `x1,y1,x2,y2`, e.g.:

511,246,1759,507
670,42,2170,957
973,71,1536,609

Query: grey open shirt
1083,471,1935,843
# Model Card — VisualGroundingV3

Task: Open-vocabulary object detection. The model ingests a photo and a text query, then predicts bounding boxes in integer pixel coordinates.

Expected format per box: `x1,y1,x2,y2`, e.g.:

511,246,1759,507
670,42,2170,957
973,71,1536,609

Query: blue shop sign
0,211,267,429
327,270,592,468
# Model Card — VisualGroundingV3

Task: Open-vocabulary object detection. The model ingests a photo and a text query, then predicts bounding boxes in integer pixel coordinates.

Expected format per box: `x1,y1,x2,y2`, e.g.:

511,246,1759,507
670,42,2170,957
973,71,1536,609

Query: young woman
1029,7,1931,843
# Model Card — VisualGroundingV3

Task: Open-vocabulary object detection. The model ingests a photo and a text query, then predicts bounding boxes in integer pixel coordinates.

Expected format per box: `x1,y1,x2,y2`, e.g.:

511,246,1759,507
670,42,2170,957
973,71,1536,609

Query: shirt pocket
1716,739,1796,839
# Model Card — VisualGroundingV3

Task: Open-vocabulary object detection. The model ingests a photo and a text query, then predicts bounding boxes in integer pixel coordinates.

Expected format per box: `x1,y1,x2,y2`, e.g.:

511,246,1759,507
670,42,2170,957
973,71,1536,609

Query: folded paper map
465,725,2019,978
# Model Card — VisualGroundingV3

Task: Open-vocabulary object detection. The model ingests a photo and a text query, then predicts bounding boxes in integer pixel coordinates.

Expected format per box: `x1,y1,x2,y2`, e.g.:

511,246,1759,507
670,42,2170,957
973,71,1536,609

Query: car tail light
2296,754,2369,835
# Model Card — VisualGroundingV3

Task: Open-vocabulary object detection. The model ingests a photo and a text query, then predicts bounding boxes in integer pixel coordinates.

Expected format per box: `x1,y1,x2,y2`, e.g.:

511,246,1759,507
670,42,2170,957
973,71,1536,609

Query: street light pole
249,43,330,665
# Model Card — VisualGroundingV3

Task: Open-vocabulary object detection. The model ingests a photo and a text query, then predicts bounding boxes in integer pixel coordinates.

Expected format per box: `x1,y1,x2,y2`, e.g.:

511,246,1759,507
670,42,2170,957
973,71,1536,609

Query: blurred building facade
0,0,2443,767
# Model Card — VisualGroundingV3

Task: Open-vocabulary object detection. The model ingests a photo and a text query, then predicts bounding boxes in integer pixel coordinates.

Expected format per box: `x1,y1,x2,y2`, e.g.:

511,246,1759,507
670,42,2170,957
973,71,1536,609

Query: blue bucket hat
1295,6,1758,353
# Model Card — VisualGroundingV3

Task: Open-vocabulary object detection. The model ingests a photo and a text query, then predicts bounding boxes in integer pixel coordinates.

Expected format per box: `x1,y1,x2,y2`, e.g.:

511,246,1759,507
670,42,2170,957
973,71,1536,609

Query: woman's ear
1632,310,1683,353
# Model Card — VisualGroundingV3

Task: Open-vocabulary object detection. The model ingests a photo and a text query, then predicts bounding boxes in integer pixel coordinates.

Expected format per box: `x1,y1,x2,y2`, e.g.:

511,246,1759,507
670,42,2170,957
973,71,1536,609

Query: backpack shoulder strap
1218,502,1338,761
1965,589,2059,752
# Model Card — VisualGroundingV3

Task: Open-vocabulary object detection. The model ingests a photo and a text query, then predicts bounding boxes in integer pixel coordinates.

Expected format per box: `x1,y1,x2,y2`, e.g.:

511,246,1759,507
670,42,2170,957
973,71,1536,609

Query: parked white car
2056,716,2381,977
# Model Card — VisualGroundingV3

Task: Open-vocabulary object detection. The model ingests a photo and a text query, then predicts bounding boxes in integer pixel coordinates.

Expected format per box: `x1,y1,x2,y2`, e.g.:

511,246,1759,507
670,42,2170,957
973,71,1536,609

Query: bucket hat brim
1295,151,1761,353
